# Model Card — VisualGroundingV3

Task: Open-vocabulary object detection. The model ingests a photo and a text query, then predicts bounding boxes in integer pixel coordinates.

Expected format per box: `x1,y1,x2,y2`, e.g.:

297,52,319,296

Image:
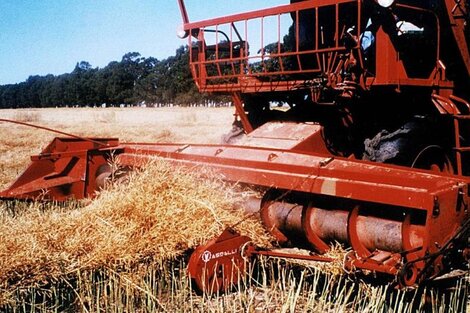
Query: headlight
377,0,395,8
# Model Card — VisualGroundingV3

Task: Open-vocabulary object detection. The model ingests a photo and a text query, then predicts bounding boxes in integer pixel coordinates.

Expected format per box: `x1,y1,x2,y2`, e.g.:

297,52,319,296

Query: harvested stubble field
0,107,468,312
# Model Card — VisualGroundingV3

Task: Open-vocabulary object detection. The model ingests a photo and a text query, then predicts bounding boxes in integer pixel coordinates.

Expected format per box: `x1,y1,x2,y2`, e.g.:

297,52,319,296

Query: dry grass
11,110,42,123
0,160,272,296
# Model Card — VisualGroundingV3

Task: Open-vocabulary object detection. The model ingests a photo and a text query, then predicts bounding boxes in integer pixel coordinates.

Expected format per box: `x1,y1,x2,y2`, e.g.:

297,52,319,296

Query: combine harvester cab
2,0,470,294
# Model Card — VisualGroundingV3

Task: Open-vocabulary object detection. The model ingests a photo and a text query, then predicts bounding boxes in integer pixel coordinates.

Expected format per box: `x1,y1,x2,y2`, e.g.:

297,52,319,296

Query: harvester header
2,0,470,293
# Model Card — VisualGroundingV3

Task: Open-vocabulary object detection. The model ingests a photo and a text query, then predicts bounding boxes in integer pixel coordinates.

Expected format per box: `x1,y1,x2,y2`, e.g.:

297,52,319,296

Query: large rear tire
411,145,454,174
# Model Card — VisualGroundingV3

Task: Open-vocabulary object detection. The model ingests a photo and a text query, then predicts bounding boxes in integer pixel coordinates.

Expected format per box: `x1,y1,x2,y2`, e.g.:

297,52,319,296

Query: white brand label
201,249,238,263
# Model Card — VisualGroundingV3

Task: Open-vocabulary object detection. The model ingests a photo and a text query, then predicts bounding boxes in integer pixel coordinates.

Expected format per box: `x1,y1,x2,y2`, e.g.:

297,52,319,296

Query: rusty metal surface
260,200,304,244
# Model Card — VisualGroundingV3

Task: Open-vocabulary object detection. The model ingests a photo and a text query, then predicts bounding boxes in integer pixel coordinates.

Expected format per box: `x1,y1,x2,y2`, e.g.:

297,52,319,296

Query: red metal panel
0,138,119,201
117,143,467,210
237,121,330,153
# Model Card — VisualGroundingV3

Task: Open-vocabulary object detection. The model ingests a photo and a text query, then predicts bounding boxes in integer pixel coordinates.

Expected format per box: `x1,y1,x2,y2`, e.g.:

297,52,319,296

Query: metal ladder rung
454,115,470,120
454,147,470,152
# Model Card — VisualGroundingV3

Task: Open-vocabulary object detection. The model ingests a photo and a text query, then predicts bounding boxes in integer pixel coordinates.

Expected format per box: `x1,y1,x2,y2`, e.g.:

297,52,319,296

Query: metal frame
182,0,361,93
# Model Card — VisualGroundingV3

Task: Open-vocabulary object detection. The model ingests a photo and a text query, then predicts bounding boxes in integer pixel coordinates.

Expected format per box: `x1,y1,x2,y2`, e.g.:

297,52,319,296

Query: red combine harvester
2,0,470,292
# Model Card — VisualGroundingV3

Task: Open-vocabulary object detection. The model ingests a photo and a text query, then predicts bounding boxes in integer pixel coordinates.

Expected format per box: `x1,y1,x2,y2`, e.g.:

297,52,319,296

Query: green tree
0,49,225,108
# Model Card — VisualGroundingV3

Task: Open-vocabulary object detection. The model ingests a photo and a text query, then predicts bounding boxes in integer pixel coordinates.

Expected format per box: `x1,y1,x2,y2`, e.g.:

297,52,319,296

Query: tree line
0,46,227,109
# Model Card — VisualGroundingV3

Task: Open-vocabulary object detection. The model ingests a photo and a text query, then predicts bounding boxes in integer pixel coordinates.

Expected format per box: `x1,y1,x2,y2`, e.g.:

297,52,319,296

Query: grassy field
0,107,233,190
0,107,468,312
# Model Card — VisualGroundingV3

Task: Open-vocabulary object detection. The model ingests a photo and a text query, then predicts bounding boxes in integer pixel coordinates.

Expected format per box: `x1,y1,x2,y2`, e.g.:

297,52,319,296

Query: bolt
433,197,440,217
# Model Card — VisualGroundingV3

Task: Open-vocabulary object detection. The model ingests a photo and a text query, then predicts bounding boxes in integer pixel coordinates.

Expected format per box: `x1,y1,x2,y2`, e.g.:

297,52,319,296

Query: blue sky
0,1,286,85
